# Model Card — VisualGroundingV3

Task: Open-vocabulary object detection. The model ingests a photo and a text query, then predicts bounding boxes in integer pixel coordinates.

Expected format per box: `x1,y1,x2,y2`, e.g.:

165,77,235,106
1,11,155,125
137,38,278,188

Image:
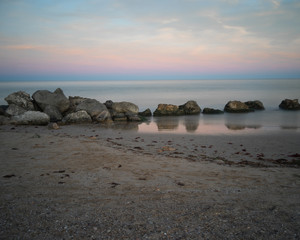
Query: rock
224,101,253,113
43,105,63,122
202,108,224,114
48,122,60,130
179,101,201,115
76,99,110,122
244,100,265,110
153,104,182,116
5,104,26,116
62,110,92,124
11,111,50,125
111,102,139,114
112,112,128,121
279,99,300,110
32,88,70,113
68,96,87,113
5,91,34,110
139,108,152,117
104,100,114,109
126,112,142,121
0,116,10,125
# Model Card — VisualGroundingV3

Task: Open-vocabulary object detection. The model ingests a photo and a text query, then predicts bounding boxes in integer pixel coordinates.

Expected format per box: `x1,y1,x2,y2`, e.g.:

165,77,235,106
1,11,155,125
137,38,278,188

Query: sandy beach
0,124,300,239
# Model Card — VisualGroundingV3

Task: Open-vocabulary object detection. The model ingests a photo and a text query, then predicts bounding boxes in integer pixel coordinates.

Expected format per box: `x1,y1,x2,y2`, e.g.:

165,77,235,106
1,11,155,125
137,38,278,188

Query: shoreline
1,125,300,239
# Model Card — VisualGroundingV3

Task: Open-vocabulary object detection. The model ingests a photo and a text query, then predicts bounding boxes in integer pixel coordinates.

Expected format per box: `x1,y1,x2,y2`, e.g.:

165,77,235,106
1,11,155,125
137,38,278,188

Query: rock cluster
224,100,265,113
153,101,201,116
1,88,142,125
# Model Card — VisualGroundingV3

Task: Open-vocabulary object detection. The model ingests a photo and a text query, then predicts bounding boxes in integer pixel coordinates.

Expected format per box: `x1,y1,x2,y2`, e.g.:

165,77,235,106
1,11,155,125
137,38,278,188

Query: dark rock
224,101,253,113
178,101,201,115
202,108,224,114
244,100,265,110
0,105,8,115
279,99,300,110
43,105,63,122
5,104,26,116
32,88,70,113
68,96,87,113
139,108,152,117
112,112,127,121
5,91,34,110
104,100,114,109
153,104,182,116
76,98,111,122
126,112,142,121
62,110,92,124
11,111,50,125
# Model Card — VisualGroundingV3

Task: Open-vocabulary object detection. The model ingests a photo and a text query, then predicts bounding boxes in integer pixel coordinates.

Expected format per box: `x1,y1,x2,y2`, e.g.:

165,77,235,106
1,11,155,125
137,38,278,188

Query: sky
0,0,300,81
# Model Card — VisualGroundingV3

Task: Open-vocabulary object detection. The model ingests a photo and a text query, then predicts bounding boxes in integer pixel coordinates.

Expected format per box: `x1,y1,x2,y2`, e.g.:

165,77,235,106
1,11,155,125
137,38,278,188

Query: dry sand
0,124,300,239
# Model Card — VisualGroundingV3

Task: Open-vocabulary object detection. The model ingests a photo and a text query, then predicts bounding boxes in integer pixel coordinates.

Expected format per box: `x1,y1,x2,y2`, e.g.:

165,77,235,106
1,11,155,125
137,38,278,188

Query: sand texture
0,124,300,239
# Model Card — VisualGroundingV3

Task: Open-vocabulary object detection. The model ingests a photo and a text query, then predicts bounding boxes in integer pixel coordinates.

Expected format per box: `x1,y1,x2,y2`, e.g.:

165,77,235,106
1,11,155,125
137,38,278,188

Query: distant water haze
1,79,299,134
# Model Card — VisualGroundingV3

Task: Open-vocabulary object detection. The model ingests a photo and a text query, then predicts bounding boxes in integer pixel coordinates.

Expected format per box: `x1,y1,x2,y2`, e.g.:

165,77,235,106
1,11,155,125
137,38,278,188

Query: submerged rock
202,108,224,114
5,91,34,111
244,100,265,110
279,99,300,110
11,111,50,125
32,88,70,113
224,101,253,113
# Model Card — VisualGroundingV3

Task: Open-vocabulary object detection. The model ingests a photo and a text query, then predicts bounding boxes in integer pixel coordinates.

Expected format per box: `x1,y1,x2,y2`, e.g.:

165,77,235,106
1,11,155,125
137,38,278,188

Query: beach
1,124,299,239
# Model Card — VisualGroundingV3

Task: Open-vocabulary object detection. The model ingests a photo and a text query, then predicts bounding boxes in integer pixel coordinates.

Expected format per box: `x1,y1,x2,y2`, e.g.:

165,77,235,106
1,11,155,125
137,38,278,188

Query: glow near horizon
0,0,299,81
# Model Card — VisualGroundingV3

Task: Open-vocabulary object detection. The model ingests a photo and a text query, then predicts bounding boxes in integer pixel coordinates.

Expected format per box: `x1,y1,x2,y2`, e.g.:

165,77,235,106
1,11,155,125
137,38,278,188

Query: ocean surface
0,79,300,134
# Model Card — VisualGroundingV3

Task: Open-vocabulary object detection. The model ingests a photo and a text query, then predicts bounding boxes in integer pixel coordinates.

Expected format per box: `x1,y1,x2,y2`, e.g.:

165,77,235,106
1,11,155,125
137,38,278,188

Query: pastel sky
0,0,300,81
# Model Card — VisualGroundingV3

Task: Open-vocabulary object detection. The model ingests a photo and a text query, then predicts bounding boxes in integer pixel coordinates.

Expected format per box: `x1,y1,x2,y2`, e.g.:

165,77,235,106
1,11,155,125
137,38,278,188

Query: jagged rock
153,104,181,116
202,108,224,114
224,101,253,113
76,99,110,122
179,101,201,115
111,102,139,114
104,100,114,109
244,100,265,110
32,88,70,113
279,99,300,110
43,105,63,122
139,108,152,117
62,110,92,124
5,104,26,116
5,91,34,110
11,111,50,125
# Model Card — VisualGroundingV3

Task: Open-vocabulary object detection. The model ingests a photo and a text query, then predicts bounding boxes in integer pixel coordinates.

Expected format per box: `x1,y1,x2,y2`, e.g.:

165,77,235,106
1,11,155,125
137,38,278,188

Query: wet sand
0,124,300,239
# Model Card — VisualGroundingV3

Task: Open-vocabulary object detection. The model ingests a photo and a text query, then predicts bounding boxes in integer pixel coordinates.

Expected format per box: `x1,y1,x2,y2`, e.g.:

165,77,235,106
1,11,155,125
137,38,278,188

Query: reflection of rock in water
226,124,261,130
155,117,179,131
184,115,200,132
110,122,140,131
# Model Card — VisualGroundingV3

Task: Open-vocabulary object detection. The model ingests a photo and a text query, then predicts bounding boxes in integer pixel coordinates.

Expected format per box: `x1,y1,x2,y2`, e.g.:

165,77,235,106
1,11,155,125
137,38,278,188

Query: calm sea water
0,79,300,134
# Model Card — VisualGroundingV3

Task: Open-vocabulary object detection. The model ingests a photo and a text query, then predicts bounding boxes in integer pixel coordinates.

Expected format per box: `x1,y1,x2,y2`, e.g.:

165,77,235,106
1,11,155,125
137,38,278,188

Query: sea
0,79,300,134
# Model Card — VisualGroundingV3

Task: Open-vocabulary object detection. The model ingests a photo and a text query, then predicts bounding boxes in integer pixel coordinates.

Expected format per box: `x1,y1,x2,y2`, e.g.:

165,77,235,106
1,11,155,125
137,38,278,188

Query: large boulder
224,101,253,113
76,98,111,122
11,111,50,125
43,105,63,122
202,108,224,114
110,101,140,121
32,88,70,113
5,91,34,110
5,104,27,116
244,100,265,110
111,102,139,114
279,99,300,110
153,104,182,116
178,101,201,115
68,96,87,113
62,110,92,124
